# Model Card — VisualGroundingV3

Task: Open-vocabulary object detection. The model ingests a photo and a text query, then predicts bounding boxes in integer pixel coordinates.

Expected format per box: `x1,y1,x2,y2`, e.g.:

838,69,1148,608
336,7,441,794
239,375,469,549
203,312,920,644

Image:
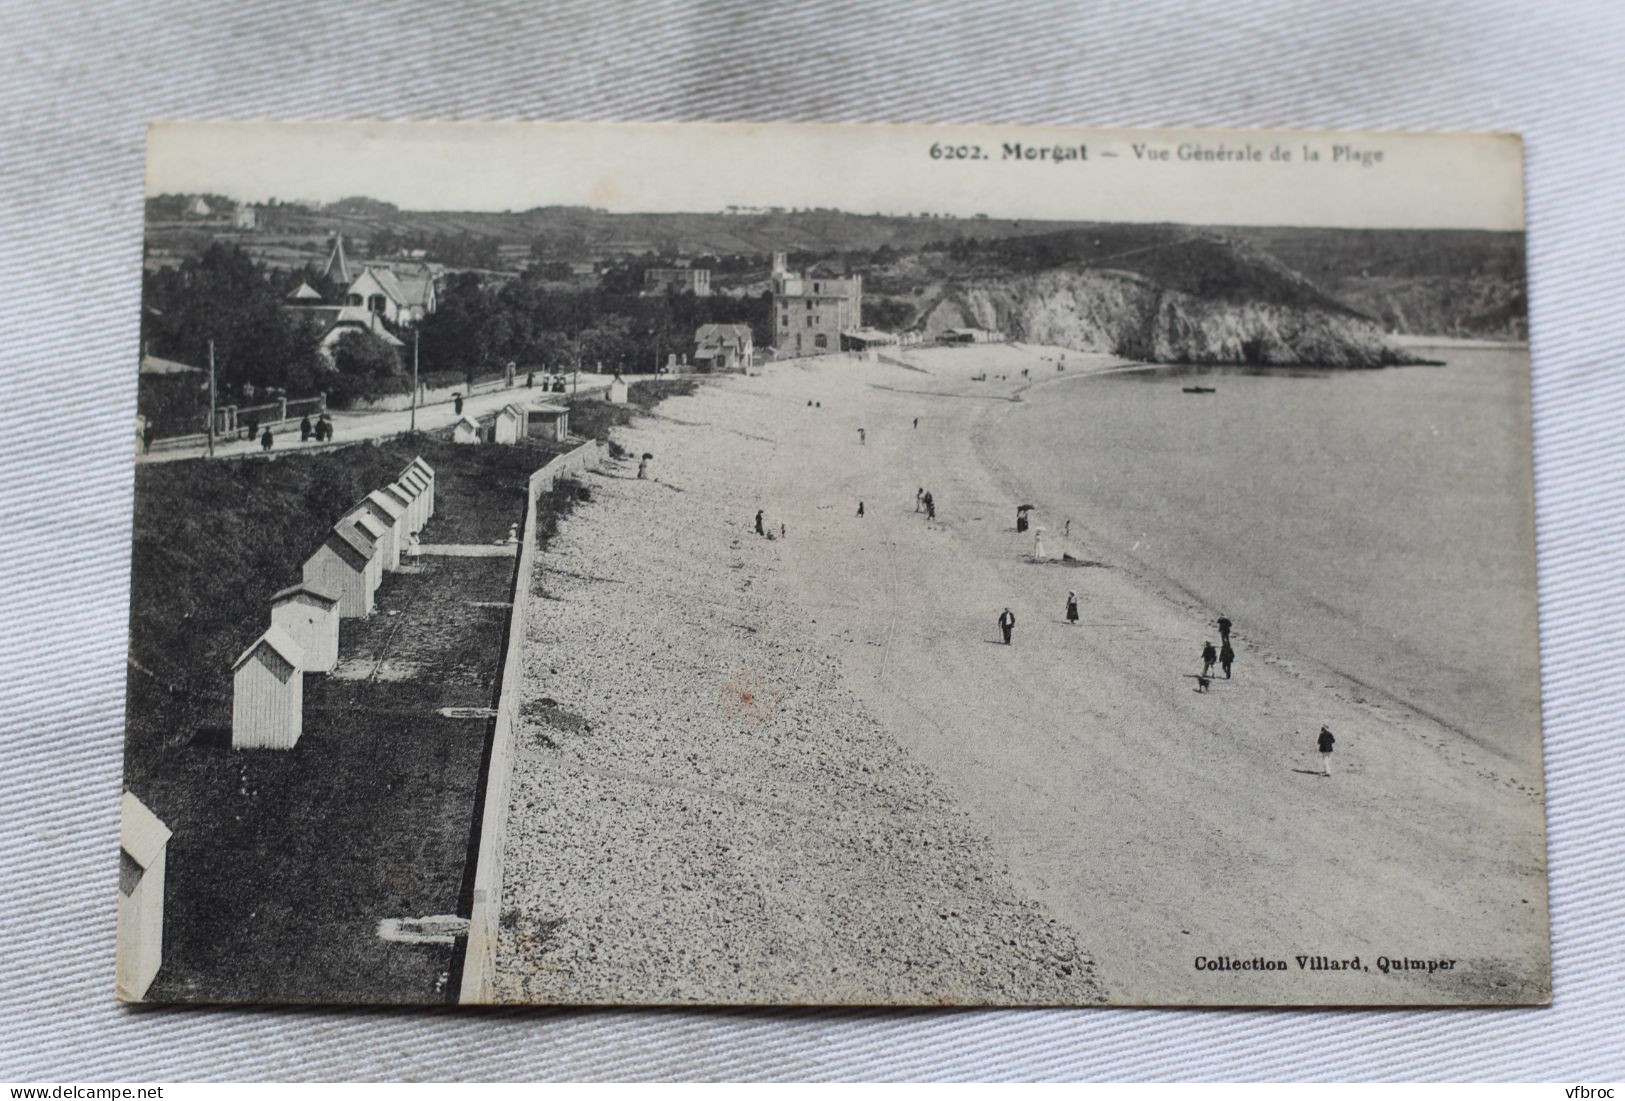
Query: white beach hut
393,474,426,536
403,457,435,521
116,791,171,1001
302,524,375,618
343,510,389,595
607,375,629,404
379,483,414,532
355,490,407,571
269,581,341,673
231,626,306,750
452,414,482,444
493,403,528,444
527,402,570,443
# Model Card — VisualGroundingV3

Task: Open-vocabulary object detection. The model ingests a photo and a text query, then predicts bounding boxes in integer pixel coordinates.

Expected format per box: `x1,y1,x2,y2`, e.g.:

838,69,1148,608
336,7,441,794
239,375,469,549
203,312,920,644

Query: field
124,436,577,1003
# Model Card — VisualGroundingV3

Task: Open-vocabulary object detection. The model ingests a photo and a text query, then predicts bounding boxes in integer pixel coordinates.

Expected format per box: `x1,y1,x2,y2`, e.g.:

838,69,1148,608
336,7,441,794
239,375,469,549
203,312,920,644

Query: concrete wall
458,438,605,1004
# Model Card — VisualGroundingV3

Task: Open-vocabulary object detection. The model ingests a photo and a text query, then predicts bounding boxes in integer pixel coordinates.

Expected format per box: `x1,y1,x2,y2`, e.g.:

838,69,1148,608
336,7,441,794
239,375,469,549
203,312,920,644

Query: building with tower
769,252,862,359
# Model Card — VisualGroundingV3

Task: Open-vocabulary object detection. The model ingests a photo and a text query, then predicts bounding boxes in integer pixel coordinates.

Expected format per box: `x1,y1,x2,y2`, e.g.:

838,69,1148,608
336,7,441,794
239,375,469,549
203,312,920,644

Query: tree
330,330,401,381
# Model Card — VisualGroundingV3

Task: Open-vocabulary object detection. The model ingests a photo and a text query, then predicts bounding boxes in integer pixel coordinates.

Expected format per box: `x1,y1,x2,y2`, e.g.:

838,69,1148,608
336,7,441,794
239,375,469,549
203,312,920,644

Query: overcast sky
147,121,1524,231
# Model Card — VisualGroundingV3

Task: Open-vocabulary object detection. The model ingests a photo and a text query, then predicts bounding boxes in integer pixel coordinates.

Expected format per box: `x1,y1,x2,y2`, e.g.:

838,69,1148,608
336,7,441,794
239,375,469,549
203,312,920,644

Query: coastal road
136,372,624,464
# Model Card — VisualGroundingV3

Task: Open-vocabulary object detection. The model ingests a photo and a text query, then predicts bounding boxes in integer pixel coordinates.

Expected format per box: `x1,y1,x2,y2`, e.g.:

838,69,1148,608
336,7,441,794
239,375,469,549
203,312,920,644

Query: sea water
989,345,1541,764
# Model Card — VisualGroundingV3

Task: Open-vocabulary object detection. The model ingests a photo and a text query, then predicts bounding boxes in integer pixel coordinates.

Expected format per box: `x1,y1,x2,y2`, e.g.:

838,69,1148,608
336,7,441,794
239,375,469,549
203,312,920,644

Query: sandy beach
493,345,1549,1006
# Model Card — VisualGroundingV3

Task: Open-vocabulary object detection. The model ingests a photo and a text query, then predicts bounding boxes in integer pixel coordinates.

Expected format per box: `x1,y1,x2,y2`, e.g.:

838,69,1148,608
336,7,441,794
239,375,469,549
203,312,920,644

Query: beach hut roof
329,522,375,559
365,489,407,519
270,581,340,607
120,792,171,868
231,625,304,673
455,414,480,429
404,456,434,479
346,509,388,541
379,483,413,509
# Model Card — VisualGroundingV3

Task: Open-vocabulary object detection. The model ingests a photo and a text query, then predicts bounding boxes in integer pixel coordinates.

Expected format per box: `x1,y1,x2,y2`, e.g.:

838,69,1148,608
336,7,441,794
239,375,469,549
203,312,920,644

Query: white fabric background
1,0,1621,1081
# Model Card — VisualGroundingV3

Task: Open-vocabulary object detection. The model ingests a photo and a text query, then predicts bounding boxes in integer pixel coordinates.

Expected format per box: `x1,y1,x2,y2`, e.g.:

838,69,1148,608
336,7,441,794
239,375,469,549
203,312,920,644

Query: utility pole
410,328,420,433
207,339,216,457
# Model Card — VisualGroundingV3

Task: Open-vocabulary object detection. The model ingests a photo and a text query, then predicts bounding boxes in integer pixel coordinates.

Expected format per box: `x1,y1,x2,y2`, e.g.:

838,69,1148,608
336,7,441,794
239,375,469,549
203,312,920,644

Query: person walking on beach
754,509,765,536
1317,725,1336,776
858,427,866,445
857,500,865,517
1220,640,1235,679
1066,591,1079,625
916,487,925,513
1201,641,1218,678
780,523,786,540
637,458,648,479
913,417,919,429
998,607,1016,645
924,492,935,521
1217,616,1232,644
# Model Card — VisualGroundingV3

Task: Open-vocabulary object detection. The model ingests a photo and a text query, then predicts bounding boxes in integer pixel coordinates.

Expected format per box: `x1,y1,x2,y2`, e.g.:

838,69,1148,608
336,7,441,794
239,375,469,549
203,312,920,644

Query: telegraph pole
410,328,420,434
207,339,217,457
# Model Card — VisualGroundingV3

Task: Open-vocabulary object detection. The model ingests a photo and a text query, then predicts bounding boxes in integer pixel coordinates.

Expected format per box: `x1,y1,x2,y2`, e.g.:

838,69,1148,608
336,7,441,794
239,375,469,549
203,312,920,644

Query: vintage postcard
120,120,1547,1006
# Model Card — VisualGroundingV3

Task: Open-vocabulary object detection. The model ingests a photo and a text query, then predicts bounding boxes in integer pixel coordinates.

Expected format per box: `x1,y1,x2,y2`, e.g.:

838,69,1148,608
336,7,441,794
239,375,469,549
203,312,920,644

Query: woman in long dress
1066,591,1079,625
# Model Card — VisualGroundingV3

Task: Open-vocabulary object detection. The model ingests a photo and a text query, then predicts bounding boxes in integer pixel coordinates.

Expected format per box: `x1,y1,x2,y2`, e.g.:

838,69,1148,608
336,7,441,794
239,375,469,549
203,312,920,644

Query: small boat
1181,386,1217,394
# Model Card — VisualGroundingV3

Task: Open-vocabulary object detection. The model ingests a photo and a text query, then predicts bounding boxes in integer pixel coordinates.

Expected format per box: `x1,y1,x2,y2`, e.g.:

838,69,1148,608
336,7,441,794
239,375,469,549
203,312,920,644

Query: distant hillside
145,204,1527,340
1223,227,1528,341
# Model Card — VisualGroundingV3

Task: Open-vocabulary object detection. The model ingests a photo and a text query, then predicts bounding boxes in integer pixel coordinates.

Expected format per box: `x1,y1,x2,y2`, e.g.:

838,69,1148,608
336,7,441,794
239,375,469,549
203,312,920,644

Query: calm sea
987,345,1541,764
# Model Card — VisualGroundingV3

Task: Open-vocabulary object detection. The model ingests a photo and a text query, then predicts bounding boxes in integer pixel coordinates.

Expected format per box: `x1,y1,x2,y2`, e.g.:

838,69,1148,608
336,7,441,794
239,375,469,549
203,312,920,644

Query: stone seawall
456,438,606,1004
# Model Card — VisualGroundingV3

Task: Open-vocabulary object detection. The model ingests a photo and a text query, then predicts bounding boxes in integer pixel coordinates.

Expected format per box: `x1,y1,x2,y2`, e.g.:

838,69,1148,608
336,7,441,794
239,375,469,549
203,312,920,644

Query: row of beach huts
230,456,437,751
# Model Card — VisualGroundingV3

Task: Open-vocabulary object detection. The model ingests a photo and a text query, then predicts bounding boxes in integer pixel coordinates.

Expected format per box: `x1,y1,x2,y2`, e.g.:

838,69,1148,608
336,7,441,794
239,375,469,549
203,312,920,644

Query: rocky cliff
918,236,1430,368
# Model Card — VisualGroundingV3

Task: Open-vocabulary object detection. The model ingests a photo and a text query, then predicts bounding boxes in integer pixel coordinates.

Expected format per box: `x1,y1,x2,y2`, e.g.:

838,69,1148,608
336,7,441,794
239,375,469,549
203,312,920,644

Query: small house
607,375,629,404
356,489,408,571
694,323,754,371
302,524,375,617
269,582,341,673
116,792,171,1002
452,414,481,445
379,483,416,535
493,403,528,445
527,403,570,444
231,626,306,750
403,457,435,521
344,511,389,595
393,474,426,535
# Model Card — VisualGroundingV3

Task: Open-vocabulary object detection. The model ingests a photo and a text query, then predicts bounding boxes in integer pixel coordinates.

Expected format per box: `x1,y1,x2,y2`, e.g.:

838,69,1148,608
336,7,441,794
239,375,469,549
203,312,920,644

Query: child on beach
1201,641,1218,678
1318,725,1336,775
1066,591,1079,624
